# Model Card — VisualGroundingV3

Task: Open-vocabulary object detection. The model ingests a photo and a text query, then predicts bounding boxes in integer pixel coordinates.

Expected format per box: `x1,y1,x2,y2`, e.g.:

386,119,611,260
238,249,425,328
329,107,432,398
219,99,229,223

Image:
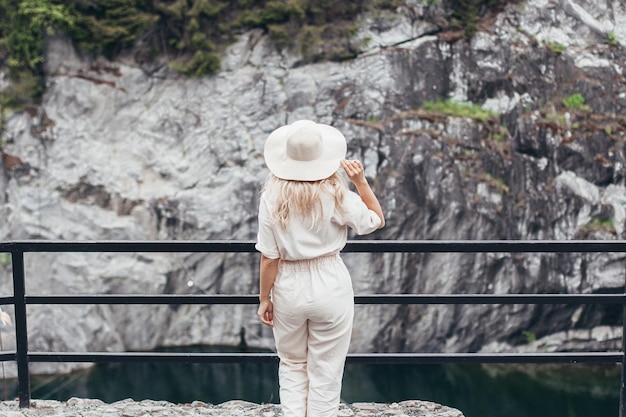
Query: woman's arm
340,159,385,228
258,255,279,326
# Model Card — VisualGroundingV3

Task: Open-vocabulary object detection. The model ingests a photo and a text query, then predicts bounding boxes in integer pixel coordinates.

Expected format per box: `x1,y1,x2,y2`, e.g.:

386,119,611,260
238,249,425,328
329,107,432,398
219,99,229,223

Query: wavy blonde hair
263,172,347,230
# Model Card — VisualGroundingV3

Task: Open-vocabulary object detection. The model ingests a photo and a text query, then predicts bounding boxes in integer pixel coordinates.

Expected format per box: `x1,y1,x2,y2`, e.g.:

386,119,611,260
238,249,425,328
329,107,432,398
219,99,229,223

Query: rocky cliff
0,0,625,376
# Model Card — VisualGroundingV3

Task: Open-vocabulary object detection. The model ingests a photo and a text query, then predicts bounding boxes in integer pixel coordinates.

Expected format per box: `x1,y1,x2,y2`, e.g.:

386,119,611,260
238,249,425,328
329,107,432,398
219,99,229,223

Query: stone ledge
0,398,465,417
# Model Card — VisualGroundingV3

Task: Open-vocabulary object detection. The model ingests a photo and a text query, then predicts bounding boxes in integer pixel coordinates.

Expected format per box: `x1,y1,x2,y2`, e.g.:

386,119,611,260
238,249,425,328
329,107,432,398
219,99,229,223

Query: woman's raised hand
340,159,385,229
340,159,367,186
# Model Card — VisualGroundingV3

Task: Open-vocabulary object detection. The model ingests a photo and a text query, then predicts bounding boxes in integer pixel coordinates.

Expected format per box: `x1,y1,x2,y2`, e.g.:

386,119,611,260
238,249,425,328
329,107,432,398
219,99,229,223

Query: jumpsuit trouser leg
272,255,354,417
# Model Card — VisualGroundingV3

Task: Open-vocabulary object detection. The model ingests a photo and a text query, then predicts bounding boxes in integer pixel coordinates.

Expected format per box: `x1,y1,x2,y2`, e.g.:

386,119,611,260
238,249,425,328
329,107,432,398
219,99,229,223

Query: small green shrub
65,1,158,58
544,40,565,54
562,93,590,112
588,218,614,230
579,217,616,237
522,330,536,344
546,109,566,125
267,24,291,48
374,0,405,7
0,71,42,109
605,31,619,47
492,124,509,141
257,1,304,25
423,99,496,121
169,50,221,76
449,0,519,39
448,0,479,38
299,25,323,57
483,173,510,195
0,0,74,105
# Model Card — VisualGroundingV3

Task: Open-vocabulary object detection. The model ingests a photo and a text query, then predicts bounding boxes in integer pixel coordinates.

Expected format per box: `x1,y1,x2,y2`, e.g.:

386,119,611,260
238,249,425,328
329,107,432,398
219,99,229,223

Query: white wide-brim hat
264,120,347,181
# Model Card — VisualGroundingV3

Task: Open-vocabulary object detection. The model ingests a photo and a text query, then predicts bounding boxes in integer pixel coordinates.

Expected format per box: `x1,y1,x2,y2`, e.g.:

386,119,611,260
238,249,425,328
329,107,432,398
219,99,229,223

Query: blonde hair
263,172,347,230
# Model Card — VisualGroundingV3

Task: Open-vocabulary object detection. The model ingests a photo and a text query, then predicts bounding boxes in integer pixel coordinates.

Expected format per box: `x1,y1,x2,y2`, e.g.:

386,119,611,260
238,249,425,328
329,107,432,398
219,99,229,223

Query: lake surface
5,346,620,417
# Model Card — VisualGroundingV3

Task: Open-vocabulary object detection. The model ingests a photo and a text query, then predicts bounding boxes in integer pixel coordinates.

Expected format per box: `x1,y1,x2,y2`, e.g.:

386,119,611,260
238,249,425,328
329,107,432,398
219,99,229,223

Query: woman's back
257,175,381,261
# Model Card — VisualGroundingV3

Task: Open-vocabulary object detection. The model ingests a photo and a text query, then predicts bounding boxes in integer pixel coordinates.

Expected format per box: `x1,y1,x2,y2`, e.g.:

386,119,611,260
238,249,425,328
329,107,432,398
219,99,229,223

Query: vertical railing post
11,250,30,408
621,291,626,417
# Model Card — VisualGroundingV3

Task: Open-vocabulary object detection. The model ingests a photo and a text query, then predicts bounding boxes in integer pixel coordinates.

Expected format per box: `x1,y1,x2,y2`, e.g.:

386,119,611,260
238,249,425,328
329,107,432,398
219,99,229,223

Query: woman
256,119,385,417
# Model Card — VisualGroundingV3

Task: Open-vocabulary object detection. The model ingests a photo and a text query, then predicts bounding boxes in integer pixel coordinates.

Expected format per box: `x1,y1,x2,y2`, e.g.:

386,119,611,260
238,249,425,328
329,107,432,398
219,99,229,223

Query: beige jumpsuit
256,189,381,417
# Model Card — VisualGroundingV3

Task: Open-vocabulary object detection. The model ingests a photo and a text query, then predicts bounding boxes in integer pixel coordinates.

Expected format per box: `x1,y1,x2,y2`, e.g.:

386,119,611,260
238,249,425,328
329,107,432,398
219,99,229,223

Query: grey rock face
0,0,625,377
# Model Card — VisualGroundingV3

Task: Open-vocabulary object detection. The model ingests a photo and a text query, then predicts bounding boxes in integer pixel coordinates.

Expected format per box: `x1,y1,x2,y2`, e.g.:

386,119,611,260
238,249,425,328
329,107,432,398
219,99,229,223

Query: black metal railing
0,240,625,414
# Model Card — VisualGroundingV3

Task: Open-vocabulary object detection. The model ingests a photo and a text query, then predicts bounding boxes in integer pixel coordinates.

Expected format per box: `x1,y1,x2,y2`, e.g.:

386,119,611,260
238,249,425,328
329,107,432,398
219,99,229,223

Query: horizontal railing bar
347,352,624,364
24,294,626,305
0,240,256,253
2,240,626,253
26,295,260,305
25,351,623,364
28,352,279,364
345,240,626,253
0,351,15,361
356,294,626,304
0,296,14,305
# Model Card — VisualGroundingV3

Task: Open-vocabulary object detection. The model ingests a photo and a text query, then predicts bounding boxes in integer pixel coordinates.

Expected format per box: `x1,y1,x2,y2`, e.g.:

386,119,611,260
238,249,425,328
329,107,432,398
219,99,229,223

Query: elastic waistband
279,253,341,272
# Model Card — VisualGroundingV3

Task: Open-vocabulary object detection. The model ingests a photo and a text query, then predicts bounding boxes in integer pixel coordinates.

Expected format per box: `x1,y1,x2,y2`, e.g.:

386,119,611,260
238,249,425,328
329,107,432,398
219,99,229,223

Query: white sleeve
255,195,281,259
336,191,382,235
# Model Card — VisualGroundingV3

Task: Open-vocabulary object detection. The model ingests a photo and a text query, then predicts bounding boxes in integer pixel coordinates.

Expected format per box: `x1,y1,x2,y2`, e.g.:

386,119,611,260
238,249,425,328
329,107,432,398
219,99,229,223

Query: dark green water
8,346,620,417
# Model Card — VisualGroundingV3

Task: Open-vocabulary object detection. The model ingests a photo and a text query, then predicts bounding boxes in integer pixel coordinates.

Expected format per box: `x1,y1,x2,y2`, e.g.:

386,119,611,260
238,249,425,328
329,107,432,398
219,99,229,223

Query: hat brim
264,121,347,181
